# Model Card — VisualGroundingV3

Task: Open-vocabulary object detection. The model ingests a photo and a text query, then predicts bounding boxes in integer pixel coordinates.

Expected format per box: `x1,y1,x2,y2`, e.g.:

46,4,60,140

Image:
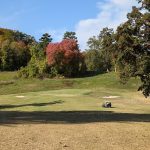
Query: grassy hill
0,71,141,95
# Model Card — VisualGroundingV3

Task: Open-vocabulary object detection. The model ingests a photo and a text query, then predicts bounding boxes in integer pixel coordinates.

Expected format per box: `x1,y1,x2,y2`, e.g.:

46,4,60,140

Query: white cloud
75,0,138,50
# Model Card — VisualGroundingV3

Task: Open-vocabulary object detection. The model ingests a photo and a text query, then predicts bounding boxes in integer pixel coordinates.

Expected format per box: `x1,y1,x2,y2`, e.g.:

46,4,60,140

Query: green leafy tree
63,31,77,41
39,33,52,49
1,40,14,70
18,44,48,78
10,41,31,69
98,28,114,72
0,28,35,71
13,31,36,45
115,2,150,97
86,28,114,72
85,36,101,72
85,49,102,72
87,36,100,50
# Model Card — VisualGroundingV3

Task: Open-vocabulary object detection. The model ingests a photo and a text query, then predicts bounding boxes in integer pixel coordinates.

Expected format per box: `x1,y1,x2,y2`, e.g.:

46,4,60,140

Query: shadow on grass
0,100,63,109
0,111,150,125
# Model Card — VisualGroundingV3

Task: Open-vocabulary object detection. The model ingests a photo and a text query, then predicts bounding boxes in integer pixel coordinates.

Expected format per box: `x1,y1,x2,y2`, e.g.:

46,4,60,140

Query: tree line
0,28,35,70
85,0,150,97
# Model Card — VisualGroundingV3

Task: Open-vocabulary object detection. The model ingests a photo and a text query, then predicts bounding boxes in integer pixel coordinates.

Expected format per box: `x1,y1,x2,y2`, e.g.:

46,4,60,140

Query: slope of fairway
0,71,141,95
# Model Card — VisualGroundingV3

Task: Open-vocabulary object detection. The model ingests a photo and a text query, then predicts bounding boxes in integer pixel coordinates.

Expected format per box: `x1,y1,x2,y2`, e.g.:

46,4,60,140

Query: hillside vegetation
0,71,141,95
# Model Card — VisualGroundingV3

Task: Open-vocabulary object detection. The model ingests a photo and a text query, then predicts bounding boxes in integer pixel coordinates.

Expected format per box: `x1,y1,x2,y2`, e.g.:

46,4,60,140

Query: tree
86,28,114,72
63,31,77,41
10,41,31,70
18,43,47,78
98,28,114,72
85,49,102,72
13,31,36,45
46,39,83,77
87,36,100,50
1,40,14,70
138,0,150,11
115,2,150,97
39,33,52,49
0,28,35,71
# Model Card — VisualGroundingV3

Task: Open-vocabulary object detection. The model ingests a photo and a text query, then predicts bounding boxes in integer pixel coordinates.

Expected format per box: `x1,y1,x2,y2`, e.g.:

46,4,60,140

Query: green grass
0,88,149,114
0,71,149,114
0,71,141,95
0,71,17,81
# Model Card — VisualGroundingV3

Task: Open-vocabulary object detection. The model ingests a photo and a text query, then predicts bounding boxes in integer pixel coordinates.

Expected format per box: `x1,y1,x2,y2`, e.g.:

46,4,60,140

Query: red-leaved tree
46,39,84,77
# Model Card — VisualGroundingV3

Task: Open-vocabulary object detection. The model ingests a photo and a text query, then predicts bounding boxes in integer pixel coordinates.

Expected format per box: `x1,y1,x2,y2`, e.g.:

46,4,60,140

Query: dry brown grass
0,122,150,150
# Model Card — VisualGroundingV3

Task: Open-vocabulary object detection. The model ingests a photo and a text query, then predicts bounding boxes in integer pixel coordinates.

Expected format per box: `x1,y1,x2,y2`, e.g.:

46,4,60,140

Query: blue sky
0,0,138,49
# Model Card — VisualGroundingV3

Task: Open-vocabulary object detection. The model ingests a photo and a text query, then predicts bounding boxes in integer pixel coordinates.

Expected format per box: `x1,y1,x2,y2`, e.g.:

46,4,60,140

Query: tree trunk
114,64,117,73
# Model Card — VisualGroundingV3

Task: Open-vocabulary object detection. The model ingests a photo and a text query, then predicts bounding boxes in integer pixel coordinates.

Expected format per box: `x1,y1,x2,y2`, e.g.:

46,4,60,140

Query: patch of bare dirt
103,96,120,99
15,96,25,98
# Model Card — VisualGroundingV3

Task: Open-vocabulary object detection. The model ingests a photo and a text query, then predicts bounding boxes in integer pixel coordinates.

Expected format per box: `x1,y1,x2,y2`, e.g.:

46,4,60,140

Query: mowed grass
0,71,149,113
0,88,150,114
0,71,149,114
0,89,97,112
0,72,150,150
